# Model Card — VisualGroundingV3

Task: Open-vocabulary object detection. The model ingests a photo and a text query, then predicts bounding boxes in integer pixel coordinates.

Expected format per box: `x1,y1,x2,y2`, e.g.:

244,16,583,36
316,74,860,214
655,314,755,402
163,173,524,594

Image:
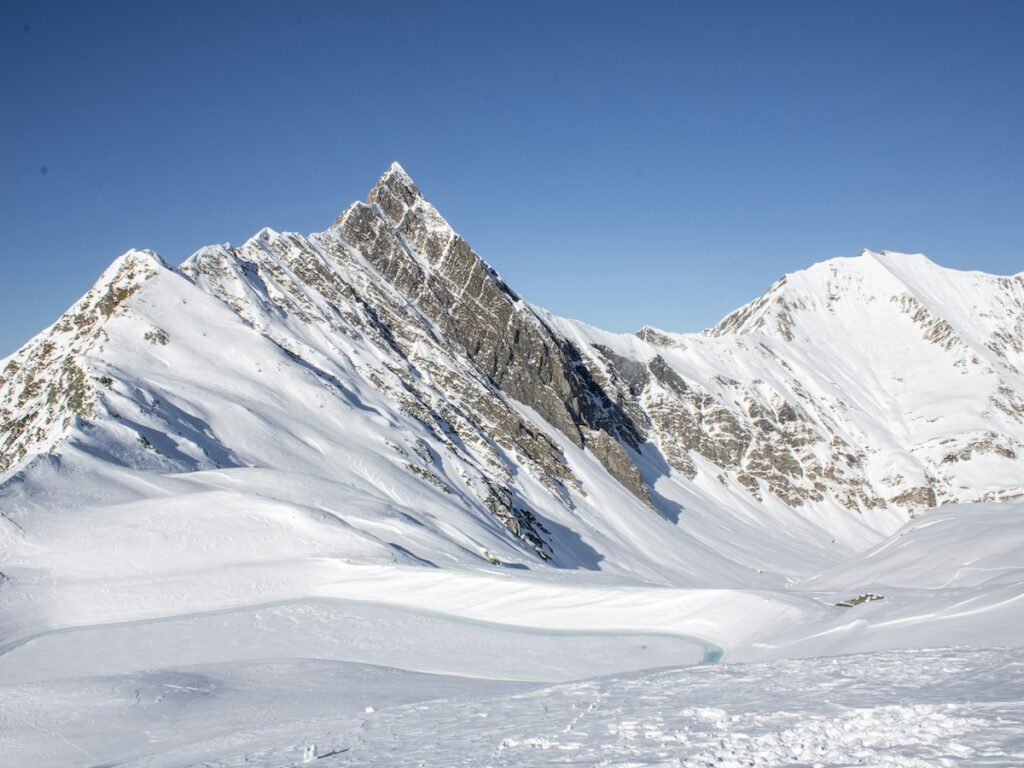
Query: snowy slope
551,250,1024,518
1,163,1023,767
0,165,927,592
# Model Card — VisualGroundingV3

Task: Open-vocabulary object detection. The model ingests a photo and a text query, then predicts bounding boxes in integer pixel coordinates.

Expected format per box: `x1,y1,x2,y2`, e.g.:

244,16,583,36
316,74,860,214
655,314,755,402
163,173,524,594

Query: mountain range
3,163,1022,577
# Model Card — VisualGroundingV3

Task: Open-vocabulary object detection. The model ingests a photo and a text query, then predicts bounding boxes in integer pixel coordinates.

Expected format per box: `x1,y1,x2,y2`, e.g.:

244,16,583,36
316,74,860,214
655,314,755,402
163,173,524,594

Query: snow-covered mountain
2,164,1023,767
570,248,1024,512
3,164,1022,569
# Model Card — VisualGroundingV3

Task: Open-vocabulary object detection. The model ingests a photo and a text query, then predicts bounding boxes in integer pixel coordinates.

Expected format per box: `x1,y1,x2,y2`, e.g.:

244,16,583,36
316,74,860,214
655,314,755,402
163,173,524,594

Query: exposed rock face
0,250,164,472
586,346,888,512
334,165,647,494
578,426,651,506
693,251,1024,513
889,486,937,515
180,240,571,556
163,164,657,556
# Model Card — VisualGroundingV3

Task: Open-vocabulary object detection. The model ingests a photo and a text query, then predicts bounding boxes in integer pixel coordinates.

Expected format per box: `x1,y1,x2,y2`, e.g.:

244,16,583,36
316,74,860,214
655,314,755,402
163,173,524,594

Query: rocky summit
2,164,1023,577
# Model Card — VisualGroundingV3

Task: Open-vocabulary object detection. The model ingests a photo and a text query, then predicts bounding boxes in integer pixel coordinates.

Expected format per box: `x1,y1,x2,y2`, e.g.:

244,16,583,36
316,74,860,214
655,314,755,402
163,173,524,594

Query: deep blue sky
2,1,1022,356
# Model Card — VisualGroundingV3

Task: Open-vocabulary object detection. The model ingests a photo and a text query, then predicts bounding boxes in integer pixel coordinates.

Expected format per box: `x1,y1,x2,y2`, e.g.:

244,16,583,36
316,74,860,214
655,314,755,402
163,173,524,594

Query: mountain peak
369,161,421,211
89,249,166,301
387,160,411,178
106,247,166,274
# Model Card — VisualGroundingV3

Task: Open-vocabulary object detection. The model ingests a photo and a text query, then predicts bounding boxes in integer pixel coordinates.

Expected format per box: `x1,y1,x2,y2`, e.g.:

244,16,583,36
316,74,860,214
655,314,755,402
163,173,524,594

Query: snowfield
3,647,1022,767
2,165,1023,766
2,500,1022,767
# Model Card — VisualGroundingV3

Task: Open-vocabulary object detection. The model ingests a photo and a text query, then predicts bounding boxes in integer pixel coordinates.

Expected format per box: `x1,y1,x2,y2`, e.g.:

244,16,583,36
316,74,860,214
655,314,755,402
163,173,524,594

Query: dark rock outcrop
333,164,649,502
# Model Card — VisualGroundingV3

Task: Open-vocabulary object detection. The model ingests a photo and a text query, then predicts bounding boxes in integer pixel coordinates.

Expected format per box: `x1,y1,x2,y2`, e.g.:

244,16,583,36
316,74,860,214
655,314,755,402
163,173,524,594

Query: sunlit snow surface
2,402,1024,767
2,507,1024,768
2,647,1021,767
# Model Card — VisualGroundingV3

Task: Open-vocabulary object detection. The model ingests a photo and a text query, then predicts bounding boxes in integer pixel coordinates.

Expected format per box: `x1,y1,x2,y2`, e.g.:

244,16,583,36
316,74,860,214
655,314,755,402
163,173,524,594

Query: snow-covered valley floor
2,465,1023,767
2,495,1024,767
3,540,1024,768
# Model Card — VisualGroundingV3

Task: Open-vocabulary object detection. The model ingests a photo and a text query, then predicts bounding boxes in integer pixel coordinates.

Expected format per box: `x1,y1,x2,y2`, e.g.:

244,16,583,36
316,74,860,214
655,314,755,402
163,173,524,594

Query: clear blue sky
2,1,1022,356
